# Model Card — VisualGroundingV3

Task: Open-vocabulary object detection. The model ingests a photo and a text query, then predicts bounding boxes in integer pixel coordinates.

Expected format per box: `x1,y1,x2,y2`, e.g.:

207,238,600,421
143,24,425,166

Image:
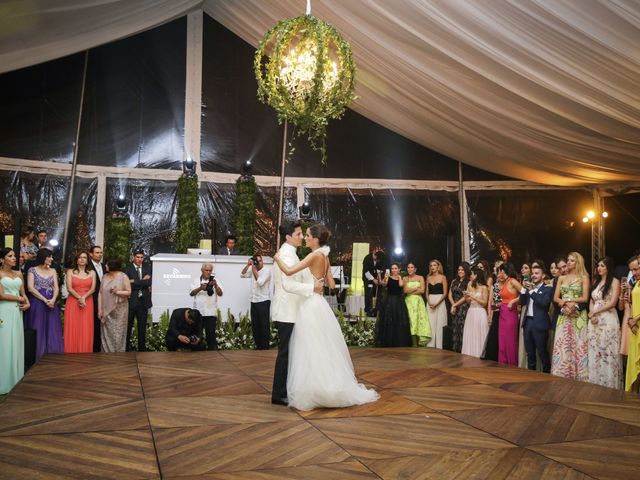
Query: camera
188,335,198,344
209,274,215,282
250,256,259,266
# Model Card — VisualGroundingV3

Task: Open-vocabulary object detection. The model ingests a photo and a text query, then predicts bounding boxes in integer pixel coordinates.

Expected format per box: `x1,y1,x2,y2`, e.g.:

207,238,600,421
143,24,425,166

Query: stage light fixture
394,247,403,255
116,194,127,212
49,239,59,247
602,211,609,218
241,160,253,176
582,216,589,223
586,210,595,219
182,157,196,176
298,201,312,219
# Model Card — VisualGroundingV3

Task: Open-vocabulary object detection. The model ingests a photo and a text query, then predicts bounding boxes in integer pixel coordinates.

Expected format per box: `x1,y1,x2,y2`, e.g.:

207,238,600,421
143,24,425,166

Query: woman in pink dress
497,262,523,366
64,252,96,353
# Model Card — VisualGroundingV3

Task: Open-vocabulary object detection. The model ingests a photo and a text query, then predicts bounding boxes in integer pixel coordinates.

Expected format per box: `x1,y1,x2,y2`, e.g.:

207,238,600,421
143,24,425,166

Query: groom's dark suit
125,261,152,351
520,283,553,373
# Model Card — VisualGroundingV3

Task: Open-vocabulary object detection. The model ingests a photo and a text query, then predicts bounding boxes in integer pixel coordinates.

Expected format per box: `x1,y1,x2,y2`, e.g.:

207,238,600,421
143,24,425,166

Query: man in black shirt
166,308,205,351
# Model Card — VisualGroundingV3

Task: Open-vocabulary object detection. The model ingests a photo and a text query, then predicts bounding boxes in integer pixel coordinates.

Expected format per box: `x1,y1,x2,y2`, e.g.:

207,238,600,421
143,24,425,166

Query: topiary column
105,215,133,264
233,174,257,255
176,174,200,253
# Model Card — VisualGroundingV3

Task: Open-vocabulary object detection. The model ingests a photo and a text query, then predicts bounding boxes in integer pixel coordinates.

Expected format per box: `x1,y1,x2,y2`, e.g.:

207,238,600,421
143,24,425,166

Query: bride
274,223,379,411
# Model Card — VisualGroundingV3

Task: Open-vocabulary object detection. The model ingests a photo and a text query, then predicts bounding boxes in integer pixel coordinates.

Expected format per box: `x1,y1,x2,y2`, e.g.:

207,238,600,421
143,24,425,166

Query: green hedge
105,215,133,264
176,174,200,253
232,176,257,255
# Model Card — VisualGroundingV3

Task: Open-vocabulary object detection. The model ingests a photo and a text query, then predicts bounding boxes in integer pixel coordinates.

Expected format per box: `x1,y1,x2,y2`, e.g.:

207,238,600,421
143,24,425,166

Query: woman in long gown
375,263,412,347
551,252,590,381
624,255,640,392
404,262,431,347
587,257,621,389
482,260,503,361
64,251,96,353
449,263,471,352
0,248,29,394
25,248,63,362
426,259,448,349
497,262,523,366
99,258,131,352
274,224,379,411
461,267,490,358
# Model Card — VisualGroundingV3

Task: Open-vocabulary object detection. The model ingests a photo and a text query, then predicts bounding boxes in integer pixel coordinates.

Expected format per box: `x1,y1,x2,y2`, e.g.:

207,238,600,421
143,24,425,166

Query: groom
271,220,323,405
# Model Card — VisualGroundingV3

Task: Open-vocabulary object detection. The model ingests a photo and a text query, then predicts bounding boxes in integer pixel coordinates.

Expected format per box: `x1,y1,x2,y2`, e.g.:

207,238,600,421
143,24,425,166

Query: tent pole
276,120,288,248
62,50,89,262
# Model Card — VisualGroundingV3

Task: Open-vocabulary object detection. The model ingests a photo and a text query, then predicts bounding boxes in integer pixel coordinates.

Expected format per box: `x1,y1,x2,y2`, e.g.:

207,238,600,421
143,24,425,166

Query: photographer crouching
189,263,223,350
241,254,271,349
166,308,205,351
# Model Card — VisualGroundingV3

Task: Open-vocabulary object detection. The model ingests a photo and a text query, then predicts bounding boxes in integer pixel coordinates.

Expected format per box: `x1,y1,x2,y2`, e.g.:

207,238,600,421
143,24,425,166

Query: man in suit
520,264,554,373
89,245,105,352
216,235,240,255
165,308,205,351
270,221,323,405
362,248,376,316
125,249,152,352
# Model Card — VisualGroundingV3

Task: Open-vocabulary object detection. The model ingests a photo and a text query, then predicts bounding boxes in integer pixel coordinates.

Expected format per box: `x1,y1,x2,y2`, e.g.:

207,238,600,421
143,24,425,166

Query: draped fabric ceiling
1,0,639,186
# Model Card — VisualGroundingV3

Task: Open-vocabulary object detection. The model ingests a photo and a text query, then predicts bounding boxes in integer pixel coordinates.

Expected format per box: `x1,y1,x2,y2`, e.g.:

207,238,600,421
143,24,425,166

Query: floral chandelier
254,5,356,162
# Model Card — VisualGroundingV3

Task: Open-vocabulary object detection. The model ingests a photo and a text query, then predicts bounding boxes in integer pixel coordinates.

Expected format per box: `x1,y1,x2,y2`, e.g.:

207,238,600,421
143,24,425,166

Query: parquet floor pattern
1,347,638,479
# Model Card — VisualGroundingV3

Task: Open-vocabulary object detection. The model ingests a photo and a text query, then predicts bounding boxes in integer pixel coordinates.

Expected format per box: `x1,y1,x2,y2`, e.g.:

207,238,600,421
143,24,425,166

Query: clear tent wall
0,14,627,277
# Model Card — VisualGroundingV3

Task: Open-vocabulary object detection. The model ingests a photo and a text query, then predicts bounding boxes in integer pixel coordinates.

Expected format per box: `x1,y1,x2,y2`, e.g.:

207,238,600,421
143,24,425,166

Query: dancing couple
270,221,379,411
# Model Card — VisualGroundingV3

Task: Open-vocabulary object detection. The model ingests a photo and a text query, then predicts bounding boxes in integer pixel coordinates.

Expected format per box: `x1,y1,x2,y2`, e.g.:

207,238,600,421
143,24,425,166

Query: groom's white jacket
271,242,313,323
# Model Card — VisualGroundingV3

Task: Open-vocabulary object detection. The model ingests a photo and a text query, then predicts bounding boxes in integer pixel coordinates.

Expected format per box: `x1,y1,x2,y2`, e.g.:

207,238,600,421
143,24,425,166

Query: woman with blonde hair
551,252,590,380
426,259,448,349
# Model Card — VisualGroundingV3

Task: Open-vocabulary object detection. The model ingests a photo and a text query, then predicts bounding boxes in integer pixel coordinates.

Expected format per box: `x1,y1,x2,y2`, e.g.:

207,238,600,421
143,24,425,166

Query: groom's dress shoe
271,397,288,406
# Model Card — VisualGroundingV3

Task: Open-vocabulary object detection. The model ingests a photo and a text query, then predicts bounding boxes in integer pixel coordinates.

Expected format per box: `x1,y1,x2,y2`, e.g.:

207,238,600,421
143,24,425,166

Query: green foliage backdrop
176,175,200,253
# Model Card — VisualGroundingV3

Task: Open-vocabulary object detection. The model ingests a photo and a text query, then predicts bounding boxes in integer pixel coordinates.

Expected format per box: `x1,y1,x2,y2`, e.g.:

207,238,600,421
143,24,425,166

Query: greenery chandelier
254,9,356,162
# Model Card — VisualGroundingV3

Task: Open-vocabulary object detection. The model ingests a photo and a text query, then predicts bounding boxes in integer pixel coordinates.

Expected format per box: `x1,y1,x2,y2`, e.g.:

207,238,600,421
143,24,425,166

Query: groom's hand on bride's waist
313,279,324,294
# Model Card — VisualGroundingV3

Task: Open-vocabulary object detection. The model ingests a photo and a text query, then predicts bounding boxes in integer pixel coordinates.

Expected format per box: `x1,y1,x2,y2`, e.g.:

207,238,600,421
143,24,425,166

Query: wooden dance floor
1,348,639,479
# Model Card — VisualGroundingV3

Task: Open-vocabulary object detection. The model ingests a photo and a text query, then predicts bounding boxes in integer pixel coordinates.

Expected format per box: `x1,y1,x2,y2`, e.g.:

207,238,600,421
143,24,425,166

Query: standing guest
36,229,49,249
482,260,503,361
241,255,271,349
20,225,38,261
426,259,448,349
588,257,621,388
461,267,489,358
216,235,240,255
375,263,412,347
25,249,63,361
624,255,640,392
64,251,96,353
18,250,26,274
125,249,152,352
0,248,29,394
166,308,205,351
404,261,431,347
550,256,568,330
190,263,223,350
551,252,590,381
520,263,532,283
89,245,105,352
371,250,389,316
99,258,131,352
362,248,376,317
519,264,554,373
449,262,472,352
519,260,547,369
497,262,524,366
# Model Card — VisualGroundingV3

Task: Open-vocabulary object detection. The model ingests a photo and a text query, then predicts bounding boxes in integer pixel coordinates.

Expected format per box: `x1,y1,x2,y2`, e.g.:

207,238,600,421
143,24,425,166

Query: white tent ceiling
1,0,639,186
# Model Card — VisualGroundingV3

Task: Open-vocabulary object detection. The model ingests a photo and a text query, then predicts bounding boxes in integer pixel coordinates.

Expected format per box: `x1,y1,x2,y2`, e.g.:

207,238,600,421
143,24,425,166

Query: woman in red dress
64,251,96,353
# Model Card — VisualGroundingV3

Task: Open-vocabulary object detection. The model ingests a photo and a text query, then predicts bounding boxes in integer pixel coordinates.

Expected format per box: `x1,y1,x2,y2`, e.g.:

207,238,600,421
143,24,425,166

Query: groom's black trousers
272,321,294,401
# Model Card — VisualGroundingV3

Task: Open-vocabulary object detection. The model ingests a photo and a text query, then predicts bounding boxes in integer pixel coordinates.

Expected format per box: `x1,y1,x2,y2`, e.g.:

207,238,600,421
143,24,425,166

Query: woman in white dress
461,267,490,358
274,224,379,411
588,257,621,389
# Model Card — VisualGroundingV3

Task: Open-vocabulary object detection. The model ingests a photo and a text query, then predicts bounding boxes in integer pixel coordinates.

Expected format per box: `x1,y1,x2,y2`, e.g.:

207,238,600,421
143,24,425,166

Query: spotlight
298,201,312,219
394,247,403,255
49,239,59,247
582,216,589,223
182,157,196,176
586,210,595,219
241,160,253,176
602,211,609,218
116,194,127,212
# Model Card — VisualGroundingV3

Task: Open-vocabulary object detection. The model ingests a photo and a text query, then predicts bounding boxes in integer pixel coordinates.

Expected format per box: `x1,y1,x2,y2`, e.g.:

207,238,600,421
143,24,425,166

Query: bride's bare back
308,252,336,288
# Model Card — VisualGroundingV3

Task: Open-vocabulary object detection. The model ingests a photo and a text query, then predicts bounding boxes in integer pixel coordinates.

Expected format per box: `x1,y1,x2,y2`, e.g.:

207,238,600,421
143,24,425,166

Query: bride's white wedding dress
286,250,379,411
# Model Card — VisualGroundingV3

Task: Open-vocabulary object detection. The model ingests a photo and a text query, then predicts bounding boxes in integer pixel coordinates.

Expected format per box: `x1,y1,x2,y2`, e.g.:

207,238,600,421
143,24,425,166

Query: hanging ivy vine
176,174,200,253
233,174,257,255
254,14,356,163
105,215,132,264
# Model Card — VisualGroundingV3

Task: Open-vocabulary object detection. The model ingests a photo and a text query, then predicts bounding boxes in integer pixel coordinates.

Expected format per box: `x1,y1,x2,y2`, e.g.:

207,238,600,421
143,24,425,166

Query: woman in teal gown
0,248,30,395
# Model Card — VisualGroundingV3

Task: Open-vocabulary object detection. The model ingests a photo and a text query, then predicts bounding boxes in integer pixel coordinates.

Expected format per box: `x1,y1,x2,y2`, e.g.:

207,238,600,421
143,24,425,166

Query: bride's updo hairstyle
308,223,331,246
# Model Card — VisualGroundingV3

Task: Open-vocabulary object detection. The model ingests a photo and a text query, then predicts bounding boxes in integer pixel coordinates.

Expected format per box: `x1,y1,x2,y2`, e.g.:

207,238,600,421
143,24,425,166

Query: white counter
150,253,273,322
